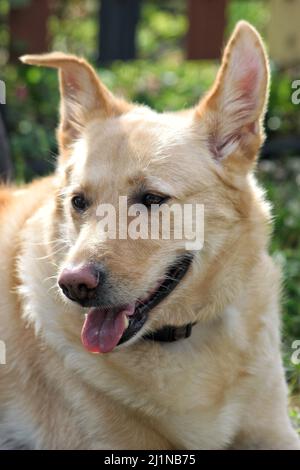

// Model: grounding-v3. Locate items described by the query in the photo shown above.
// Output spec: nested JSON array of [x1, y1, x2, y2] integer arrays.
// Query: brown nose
[[58, 264, 102, 304]]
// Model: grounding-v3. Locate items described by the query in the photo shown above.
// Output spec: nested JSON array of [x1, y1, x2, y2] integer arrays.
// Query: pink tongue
[[81, 304, 135, 353]]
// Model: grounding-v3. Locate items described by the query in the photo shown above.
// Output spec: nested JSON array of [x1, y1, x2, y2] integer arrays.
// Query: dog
[[0, 21, 299, 450]]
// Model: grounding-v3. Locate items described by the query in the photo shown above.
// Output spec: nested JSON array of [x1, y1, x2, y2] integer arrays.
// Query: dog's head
[[21, 21, 271, 354]]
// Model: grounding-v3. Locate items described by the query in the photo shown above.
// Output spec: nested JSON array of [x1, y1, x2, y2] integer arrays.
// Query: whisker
[[28, 238, 68, 246], [35, 245, 66, 261], [43, 274, 58, 284]]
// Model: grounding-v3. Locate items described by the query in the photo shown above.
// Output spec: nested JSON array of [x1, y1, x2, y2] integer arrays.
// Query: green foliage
[[101, 59, 217, 112], [4, 64, 58, 180], [258, 159, 300, 394], [290, 406, 300, 434], [49, 0, 98, 57], [226, 0, 270, 37], [138, 1, 187, 60]]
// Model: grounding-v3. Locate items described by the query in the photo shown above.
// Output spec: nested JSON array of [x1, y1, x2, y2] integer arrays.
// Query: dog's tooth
[[124, 316, 129, 330]]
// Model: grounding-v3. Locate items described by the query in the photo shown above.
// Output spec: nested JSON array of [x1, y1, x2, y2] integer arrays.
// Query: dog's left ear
[[196, 21, 269, 173], [20, 52, 129, 159]]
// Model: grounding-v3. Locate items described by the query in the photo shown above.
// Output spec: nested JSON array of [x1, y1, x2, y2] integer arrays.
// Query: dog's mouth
[[81, 253, 193, 354]]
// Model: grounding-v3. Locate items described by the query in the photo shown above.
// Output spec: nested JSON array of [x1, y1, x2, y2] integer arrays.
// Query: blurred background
[[0, 0, 299, 423]]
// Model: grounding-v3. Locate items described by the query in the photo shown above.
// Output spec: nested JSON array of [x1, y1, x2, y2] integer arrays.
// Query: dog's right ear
[[20, 52, 128, 159]]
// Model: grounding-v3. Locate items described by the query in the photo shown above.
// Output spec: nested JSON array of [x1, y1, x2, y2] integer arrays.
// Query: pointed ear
[[20, 52, 129, 159], [196, 21, 270, 173]]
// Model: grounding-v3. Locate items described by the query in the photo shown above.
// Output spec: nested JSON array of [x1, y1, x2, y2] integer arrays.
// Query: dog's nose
[[58, 264, 104, 304]]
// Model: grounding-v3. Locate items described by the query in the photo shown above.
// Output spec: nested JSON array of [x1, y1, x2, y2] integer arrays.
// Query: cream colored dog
[[0, 21, 299, 450]]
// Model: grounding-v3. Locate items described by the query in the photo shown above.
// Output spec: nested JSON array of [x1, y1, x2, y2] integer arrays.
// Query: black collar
[[143, 322, 196, 343]]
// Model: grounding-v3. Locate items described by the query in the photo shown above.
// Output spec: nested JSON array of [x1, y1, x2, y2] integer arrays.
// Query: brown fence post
[[9, 0, 50, 62], [187, 0, 228, 60]]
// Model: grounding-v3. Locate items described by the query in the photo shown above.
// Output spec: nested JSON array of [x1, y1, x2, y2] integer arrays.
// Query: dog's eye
[[71, 194, 89, 212], [142, 193, 169, 208]]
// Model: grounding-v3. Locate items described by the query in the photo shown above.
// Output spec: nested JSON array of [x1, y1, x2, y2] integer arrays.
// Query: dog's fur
[[0, 22, 299, 450]]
